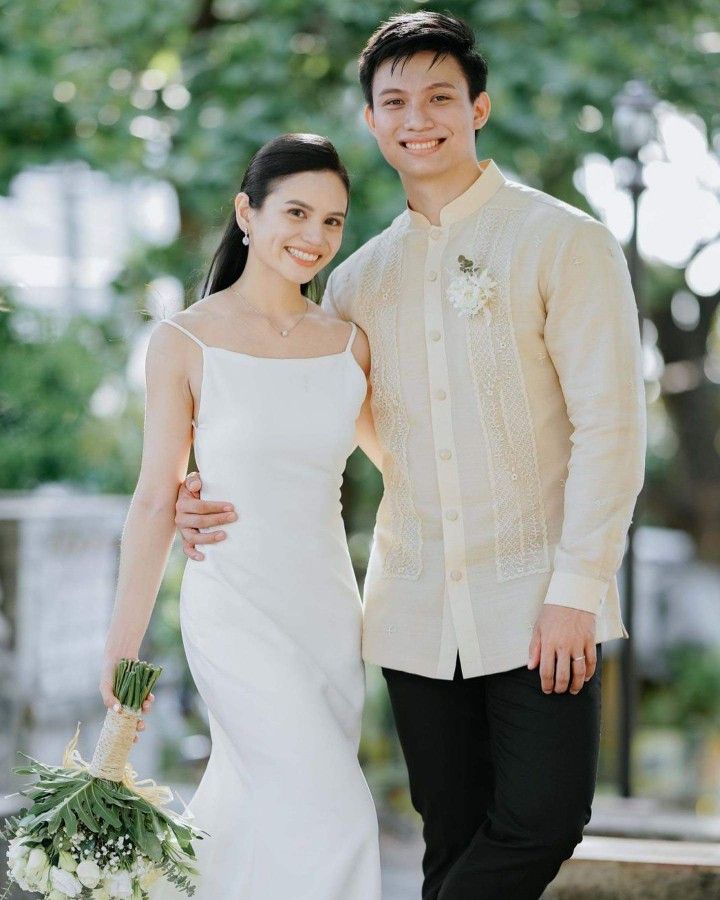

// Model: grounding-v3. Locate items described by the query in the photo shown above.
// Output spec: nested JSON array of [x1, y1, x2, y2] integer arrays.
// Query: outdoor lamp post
[[612, 79, 657, 798]]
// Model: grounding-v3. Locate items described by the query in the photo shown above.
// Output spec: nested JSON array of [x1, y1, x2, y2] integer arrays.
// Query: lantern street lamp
[[612, 79, 657, 799], [613, 80, 658, 156]]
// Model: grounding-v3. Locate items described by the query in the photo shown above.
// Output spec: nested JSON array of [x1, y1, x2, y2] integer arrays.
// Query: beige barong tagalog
[[322, 159, 647, 679]]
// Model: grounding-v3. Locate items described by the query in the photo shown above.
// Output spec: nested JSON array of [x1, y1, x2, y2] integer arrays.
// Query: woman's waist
[[182, 533, 359, 594], [197, 482, 343, 520], [193, 511, 352, 556]]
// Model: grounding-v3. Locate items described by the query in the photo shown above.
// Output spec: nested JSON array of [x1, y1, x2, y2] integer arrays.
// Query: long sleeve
[[320, 268, 350, 320], [542, 218, 647, 615]]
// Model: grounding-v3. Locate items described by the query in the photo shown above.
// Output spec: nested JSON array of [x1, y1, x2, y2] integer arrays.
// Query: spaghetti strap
[[344, 322, 358, 354], [160, 318, 206, 349]]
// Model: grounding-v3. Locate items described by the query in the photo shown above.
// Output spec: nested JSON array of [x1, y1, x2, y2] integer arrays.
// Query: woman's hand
[[99, 656, 155, 743]]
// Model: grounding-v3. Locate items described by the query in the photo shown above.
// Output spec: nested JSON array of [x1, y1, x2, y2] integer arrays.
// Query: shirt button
[[434, 389, 447, 400], [427, 270, 438, 281], [439, 449, 452, 460], [445, 509, 459, 521], [429, 330, 441, 342], [430, 228, 441, 240], [450, 570, 463, 582]]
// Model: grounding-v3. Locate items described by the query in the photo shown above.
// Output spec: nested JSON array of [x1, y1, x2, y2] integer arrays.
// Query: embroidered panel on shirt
[[464, 207, 550, 582], [358, 225, 422, 580]]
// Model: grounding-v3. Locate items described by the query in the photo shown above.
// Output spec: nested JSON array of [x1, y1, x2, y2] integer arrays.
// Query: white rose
[[26, 846, 49, 878], [49, 890, 69, 900], [26, 847, 51, 891], [77, 857, 102, 888], [50, 864, 83, 897], [10, 856, 32, 892], [91, 888, 111, 900], [105, 869, 133, 898], [7, 835, 30, 866], [29, 868, 52, 893], [59, 849, 78, 872], [9, 855, 27, 877]]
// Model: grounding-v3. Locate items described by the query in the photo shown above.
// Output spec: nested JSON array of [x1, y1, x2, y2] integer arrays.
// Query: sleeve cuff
[[543, 570, 610, 615]]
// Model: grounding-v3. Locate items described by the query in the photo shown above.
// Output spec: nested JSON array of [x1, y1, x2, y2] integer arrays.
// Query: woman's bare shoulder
[[309, 303, 367, 356], [155, 293, 236, 347], [168, 294, 228, 328]]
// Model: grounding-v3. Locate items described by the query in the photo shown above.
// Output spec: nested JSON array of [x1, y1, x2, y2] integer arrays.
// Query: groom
[[174, 12, 646, 899]]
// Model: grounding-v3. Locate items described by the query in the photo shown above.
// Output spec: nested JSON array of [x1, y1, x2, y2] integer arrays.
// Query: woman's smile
[[285, 245, 322, 266]]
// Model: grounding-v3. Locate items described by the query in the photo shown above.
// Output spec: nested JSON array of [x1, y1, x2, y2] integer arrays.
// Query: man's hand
[[527, 604, 597, 695], [175, 472, 236, 561]]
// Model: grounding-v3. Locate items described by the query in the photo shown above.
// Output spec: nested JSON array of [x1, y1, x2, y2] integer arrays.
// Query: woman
[[100, 133, 382, 899]]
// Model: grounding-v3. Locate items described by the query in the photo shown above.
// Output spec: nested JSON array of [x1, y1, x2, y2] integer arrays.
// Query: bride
[[99, 133, 382, 899]]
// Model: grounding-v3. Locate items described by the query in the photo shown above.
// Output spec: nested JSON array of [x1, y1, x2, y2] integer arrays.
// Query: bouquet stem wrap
[[62, 715, 174, 810], [89, 706, 142, 782]]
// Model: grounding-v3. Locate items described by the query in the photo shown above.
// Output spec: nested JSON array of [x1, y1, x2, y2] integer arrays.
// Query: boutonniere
[[446, 255, 498, 324]]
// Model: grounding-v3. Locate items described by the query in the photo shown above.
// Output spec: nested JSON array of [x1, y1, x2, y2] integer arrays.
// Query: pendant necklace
[[237, 292, 309, 337]]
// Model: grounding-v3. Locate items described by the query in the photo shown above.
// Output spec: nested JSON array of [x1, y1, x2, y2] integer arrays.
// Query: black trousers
[[382, 646, 602, 900]]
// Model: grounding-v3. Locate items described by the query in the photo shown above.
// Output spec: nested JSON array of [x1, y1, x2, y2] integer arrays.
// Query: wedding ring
[[572, 655, 586, 662]]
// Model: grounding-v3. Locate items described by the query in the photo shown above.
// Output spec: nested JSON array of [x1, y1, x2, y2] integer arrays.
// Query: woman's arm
[[100, 323, 196, 710], [352, 326, 383, 472]]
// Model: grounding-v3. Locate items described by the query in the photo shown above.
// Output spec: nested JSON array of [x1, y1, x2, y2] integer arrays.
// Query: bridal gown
[[151, 319, 381, 900]]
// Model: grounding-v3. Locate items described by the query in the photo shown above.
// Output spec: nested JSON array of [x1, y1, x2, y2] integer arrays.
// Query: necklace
[[236, 292, 309, 338]]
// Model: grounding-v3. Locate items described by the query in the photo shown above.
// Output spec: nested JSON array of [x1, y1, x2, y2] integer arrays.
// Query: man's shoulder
[[330, 218, 402, 287], [499, 178, 603, 238]]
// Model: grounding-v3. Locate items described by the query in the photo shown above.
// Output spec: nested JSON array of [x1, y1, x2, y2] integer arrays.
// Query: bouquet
[[2, 659, 206, 899]]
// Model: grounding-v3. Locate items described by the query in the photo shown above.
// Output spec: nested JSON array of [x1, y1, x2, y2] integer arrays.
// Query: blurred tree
[[2, 0, 719, 807], [0, 305, 143, 491], [1, 0, 717, 545]]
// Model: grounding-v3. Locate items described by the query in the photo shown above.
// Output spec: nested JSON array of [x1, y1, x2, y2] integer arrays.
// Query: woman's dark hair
[[200, 133, 350, 301], [358, 12, 488, 107]]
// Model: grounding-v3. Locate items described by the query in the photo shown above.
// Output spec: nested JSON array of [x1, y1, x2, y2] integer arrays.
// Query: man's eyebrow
[[378, 81, 458, 97], [284, 199, 346, 217]]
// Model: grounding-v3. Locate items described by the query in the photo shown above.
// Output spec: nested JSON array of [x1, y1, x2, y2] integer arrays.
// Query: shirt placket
[[424, 224, 484, 676]]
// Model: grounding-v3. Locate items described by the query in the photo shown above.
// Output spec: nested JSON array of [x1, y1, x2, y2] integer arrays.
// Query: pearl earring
[[242, 231, 250, 246]]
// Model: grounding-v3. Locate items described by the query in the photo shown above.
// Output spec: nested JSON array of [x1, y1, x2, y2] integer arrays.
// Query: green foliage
[[2, 754, 204, 897], [3, 0, 716, 239], [0, 304, 144, 492], [2, 0, 717, 499], [641, 644, 720, 730]]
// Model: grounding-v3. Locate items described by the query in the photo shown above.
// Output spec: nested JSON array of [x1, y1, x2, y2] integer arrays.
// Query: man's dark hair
[[358, 12, 488, 107]]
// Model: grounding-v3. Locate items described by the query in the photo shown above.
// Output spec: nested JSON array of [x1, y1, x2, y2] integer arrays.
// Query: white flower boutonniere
[[446, 254, 498, 323]]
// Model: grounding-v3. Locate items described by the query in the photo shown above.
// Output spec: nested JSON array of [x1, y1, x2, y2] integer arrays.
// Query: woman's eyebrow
[[285, 200, 346, 218]]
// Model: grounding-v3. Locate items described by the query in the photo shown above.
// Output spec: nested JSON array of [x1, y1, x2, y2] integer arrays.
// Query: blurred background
[[1, 0, 719, 896]]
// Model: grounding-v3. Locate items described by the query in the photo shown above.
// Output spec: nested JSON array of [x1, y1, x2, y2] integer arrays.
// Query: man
[[175, 12, 646, 899]]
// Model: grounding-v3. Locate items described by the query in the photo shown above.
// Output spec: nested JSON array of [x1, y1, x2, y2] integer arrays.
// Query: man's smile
[[400, 138, 447, 154]]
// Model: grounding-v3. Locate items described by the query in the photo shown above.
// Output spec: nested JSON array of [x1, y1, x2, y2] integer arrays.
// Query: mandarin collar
[[403, 159, 506, 230]]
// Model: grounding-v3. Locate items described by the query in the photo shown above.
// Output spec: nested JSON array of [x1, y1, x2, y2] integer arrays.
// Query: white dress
[[151, 319, 381, 900]]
